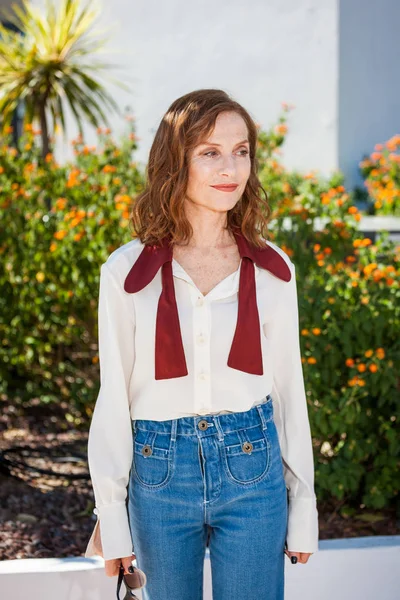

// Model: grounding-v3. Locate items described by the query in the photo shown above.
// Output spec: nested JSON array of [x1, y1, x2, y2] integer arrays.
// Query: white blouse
[[86, 237, 319, 560]]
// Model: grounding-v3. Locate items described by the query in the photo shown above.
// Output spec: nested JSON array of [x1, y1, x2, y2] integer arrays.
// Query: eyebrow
[[198, 139, 249, 147]]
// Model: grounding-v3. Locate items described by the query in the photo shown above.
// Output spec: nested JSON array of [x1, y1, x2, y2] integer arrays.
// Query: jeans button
[[198, 420, 209, 430], [142, 445, 153, 456], [242, 441, 253, 453]]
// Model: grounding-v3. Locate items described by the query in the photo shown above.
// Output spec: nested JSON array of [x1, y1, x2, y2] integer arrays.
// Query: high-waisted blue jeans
[[127, 394, 288, 599]]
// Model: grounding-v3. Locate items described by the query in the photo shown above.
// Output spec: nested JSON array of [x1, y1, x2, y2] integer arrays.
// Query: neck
[[176, 207, 236, 250]]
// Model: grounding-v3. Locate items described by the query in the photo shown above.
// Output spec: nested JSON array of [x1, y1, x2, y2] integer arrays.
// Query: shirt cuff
[[286, 495, 319, 553], [95, 502, 133, 561]]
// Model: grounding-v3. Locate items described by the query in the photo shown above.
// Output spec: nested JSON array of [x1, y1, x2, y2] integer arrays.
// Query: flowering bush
[[1, 109, 399, 511], [359, 134, 400, 215], [0, 118, 141, 421], [258, 107, 400, 509]]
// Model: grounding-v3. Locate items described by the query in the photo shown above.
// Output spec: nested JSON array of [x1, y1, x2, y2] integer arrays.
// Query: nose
[[217, 154, 237, 176]]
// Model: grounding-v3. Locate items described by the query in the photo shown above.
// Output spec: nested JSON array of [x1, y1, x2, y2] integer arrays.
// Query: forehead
[[197, 112, 249, 145]]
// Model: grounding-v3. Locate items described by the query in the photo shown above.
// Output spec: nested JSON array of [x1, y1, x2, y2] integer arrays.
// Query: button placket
[[192, 292, 212, 415]]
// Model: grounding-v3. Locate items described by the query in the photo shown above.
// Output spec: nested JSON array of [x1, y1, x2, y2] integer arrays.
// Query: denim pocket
[[221, 423, 271, 485], [132, 428, 175, 488]]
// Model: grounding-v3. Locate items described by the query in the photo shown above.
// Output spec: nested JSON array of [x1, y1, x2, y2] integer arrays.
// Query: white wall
[[52, 0, 340, 180], [22, 0, 400, 191]]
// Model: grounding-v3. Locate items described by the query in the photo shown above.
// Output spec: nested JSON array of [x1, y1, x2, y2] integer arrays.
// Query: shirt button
[[196, 333, 206, 345], [93, 508, 99, 516], [196, 297, 204, 307], [198, 371, 208, 380]]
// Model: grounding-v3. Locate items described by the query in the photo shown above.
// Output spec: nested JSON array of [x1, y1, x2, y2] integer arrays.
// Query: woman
[[85, 88, 319, 599]]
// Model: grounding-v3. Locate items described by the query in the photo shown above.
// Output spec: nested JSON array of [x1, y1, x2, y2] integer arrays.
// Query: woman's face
[[185, 111, 251, 214]]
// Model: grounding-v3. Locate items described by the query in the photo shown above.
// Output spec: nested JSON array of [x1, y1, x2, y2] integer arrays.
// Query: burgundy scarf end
[[227, 351, 264, 376]]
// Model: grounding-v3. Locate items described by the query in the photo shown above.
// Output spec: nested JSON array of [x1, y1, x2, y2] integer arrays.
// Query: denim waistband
[[132, 394, 273, 439]]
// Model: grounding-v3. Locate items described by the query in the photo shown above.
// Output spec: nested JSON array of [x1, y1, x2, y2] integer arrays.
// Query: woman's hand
[[284, 549, 313, 564], [104, 552, 137, 577]]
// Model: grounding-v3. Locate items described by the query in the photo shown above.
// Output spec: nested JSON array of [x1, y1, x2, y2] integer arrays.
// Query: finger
[[285, 551, 301, 564], [299, 552, 311, 563], [121, 555, 136, 573], [104, 558, 121, 578]]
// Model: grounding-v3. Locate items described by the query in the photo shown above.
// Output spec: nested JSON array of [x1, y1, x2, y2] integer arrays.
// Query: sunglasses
[[116, 564, 147, 600]]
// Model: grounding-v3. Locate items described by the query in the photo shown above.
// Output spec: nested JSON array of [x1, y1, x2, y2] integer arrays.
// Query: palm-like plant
[[0, 0, 128, 158]]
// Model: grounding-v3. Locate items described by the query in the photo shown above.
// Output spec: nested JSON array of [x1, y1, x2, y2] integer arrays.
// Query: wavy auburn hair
[[130, 88, 272, 248]]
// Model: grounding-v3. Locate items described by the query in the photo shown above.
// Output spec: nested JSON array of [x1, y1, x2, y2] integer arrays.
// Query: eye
[[203, 148, 249, 157]]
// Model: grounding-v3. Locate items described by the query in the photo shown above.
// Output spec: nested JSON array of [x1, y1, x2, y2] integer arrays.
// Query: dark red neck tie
[[124, 227, 292, 380]]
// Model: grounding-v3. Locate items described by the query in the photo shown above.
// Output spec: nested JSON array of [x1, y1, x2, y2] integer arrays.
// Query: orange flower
[[307, 357, 317, 364], [363, 263, 378, 275], [69, 217, 80, 228], [357, 364, 366, 372], [364, 349, 374, 358], [54, 230, 67, 240], [274, 123, 288, 135], [373, 270, 384, 282], [103, 164, 117, 173], [369, 364, 378, 373], [55, 197, 67, 210], [348, 206, 358, 214], [301, 329, 309, 335], [312, 328, 321, 335], [385, 265, 396, 273], [333, 219, 345, 228], [375, 348, 385, 359], [50, 242, 57, 252], [345, 358, 355, 367]]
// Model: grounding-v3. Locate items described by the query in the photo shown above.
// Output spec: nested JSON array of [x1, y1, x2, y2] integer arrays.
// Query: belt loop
[[256, 404, 267, 430], [213, 416, 224, 441], [170, 418, 177, 442]]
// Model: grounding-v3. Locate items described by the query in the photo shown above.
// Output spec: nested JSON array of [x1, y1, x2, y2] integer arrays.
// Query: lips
[[211, 184, 239, 191]]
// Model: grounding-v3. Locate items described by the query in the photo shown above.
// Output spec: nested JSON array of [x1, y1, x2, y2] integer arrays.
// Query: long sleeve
[[86, 262, 136, 560], [264, 260, 319, 553]]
